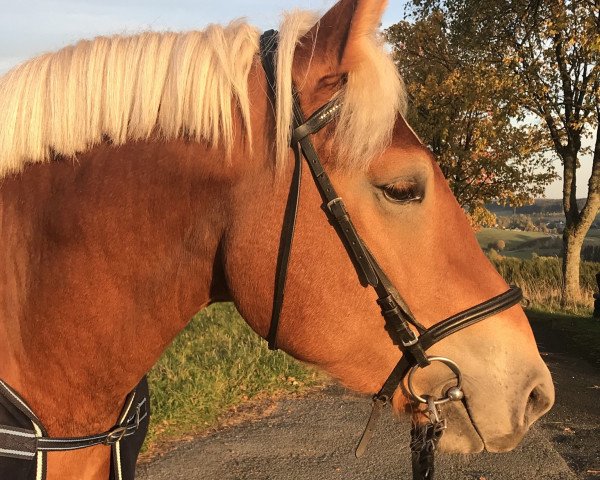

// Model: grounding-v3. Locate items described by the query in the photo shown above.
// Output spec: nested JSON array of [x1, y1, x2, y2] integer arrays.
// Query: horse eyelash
[[382, 183, 423, 204]]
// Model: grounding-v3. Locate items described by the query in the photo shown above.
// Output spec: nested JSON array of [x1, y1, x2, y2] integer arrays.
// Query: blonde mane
[[0, 11, 405, 178]]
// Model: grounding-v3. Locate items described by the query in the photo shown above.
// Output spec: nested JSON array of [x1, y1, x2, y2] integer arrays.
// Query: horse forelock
[[333, 34, 408, 171], [0, 9, 406, 178], [274, 10, 408, 172]]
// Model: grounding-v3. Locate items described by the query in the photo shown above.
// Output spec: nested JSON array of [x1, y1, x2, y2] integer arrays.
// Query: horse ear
[[293, 0, 388, 92]]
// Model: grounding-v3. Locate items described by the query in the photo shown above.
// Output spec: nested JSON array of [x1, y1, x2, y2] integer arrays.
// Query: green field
[[476, 228, 600, 259], [477, 229, 548, 251], [586, 229, 600, 240]]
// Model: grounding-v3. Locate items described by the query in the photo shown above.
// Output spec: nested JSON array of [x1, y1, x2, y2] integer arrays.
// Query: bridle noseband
[[259, 30, 522, 479]]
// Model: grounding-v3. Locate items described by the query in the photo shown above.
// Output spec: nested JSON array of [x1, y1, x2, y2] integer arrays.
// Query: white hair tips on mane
[[0, 11, 406, 178]]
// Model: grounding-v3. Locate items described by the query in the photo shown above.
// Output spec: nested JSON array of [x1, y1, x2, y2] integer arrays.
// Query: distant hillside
[[476, 227, 600, 260], [486, 199, 587, 215]]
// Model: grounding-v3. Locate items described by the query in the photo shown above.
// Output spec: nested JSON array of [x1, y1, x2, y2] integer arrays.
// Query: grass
[[489, 255, 599, 315], [144, 303, 323, 454]]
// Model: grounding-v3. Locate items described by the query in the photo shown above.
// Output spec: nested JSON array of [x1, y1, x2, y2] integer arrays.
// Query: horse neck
[[0, 140, 232, 434]]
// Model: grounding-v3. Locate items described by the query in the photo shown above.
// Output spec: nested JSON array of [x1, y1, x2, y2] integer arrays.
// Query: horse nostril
[[525, 383, 554, 426], [529, 386, 541, 402]]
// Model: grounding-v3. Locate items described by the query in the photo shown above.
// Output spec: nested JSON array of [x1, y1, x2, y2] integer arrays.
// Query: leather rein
[[259, 30, 523, 479]]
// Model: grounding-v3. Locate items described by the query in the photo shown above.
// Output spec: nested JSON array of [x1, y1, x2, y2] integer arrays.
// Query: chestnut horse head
[[0, 0, 553, 478]]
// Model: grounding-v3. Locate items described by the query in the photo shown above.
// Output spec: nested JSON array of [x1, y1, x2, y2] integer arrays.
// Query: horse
[[0, 0, 554, 479]]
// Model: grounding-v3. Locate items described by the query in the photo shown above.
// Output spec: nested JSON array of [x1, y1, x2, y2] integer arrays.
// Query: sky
[[0, 0, 408, 71], [0, 0, 591, 200]]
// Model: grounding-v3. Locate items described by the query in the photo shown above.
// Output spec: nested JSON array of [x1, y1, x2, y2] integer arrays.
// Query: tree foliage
[[385, 10, 557, 215], [392, 0, 600, 303]]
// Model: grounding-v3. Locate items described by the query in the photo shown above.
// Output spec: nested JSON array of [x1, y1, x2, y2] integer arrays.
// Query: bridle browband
[[259, 30, 523, 479]]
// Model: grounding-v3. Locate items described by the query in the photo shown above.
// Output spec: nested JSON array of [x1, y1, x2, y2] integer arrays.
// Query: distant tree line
[[496, 215, 552, 233], [486, 199, 591, 216]]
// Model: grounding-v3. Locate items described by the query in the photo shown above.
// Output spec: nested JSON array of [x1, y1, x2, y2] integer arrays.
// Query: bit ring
[[407, 356, 463, 405]]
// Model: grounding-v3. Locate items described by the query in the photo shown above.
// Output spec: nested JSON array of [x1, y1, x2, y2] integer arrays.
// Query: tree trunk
[[561, 148, 581, 306], [560, 140, 600, 306], [561, 227, 584, 305]]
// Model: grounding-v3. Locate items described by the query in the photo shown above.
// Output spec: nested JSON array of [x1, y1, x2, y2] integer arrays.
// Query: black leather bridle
[[259, 30, 523, 479]]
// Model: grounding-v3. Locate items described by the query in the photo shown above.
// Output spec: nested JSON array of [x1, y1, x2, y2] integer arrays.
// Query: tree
[[385, 12, 556, 222], [401, 0, 600, 305]]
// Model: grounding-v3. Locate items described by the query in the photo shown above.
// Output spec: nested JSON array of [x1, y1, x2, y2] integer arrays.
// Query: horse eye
[[382, 183, 423, 204]]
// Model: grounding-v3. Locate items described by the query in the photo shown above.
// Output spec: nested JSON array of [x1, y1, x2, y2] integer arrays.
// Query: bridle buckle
[[401, 329, 419, 347], [104, 426, 128, 445], [134, 402, 142, 429]]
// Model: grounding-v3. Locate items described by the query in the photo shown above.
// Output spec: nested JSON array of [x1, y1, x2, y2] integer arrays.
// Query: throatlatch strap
[[261, 30, 303, 351], [266, 145, 302, 350]]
